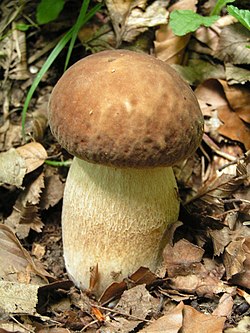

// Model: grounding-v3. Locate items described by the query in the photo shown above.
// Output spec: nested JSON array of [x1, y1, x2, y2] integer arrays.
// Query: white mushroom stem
[[62, 157, 180, 296]]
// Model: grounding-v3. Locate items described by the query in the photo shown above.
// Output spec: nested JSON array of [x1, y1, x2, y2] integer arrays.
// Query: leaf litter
[[0, 0, 250, 332]]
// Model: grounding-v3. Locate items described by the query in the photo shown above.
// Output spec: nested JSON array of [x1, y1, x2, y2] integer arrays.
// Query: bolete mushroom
[[48, 50, 203, 296]]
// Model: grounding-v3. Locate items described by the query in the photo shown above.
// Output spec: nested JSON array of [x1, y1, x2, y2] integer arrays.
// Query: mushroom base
[[62, 157, 180, 297]]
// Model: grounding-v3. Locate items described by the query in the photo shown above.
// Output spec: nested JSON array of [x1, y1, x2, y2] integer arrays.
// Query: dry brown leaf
[[225, 63, 250, 85], [154, 25, 190, 64], [0, 142, 47, 187], [195, 79, 250, 149], [0, 147, 26, 187], [100, 316, 141, 333], [165, 252, 234, 298], [218, 106, 250, 150], [99, 267, 157, 304], [0, 280, 39, 315], [230, 237, 250, 289], [31, 242, 46, 260], [168, 270, 234, 298], [39, 166, 64, 210], [182, 305, 226, 333], [116, 284, 159, 320], [195, 79, 228, 116], [105, 0, 168, 45], [193, 15, 236, 55], [154, 0, 197, 64], [212, 293, 234, 317], [0, 123, 23, 151], [208, 227, 232, 256], [218, 80, 250, 122], [16, 142, 47, 174], [163, 239, 204, 277], [0, 224, 50, 284], [140, 301, 184, 333], [224, 238, 246, 279], [5, 172, 45, 238], [214, 23, 250, 65]]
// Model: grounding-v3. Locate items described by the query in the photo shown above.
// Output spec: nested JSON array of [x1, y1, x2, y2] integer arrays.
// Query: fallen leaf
[[31, 242, 46, 260], [116, 284, 159, 320], [0, 148, 26, 187], [0, 142, 47, 187], [99, 267, 157, 304], [218, 80, 250, 121], [193, 15, 236, 55], [0, 224, 50, 284], [230, 237, 250, 289], [154, 0, 197, 64], [100, 316, 141, 333], [214, 23, 250, 64], [140, 301, 184, 333], [195, 79, 229, 117], [0, 123, 22, 152], [16, 142, 47, 174], [39, 166, 64, 210], [208, 227, 232, 256], [0, 280, 39, 315], [105, 0, 168, 45], [5, 172, 45, 238], [163, 238, 205, 277], [212, 293, 234, 317], [224, 238, 246, 279], [225, 63, 250, 85], [182, 305, 226, 333]]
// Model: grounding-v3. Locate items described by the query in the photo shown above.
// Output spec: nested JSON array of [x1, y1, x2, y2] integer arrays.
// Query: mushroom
[[48, 49, 203, 296]]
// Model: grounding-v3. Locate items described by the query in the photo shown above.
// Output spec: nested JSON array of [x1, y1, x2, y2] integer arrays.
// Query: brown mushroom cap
[[48, 50, 203, 167]]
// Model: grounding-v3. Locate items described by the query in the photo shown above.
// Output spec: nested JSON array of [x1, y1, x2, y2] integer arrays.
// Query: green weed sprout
[[21, 0, 102, 138]]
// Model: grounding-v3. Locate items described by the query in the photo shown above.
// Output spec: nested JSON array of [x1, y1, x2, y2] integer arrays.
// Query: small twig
[[203, 133, 236, 162], [218, 156, 245, 172], [10, 315, 35, 333], [222, 198, 250, 204], [92, 304, 153, 323], [80, 319, 99, 332]]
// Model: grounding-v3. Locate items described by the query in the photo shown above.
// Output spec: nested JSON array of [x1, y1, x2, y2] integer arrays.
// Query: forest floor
[[0, 1, 250, 332]]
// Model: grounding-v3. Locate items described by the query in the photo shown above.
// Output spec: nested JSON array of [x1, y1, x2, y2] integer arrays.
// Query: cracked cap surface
[[48, 50, 204, 167]]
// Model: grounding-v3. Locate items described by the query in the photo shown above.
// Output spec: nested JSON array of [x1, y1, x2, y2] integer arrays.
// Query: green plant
[[227, 5, 250, 30], [169, 10, 219, 36], [210, 0, 235, 16], [21, 0, 102, 138], [36, 0, 66, 25]]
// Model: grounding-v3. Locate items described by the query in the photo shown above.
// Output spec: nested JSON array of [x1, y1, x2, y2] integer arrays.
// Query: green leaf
[[227, 5, 250, 31], [210, 0, 235, 16], [15, 23, 31, 31], [36, 0, 65, 25], [169, 10, 219, 36]]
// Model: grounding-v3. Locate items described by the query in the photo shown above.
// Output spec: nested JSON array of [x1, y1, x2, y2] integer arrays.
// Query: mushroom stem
[[62, 157, 180, 296]]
